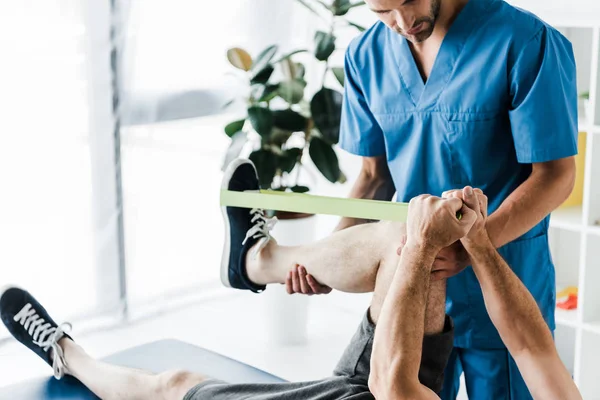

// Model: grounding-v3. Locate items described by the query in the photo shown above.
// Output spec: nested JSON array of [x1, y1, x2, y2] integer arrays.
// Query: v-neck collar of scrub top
[[388, 0, 497, 110]]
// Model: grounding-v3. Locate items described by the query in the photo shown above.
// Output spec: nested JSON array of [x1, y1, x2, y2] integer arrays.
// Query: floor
[[0, 288, 468, 398]]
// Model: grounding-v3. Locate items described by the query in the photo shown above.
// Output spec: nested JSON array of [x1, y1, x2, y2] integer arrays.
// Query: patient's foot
[[0, 287, 72, 379], [220, 158, 277, 293]]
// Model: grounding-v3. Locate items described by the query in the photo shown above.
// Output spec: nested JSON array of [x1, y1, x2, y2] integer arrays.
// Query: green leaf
[[294, 63, 306, 79], [347, 20, 366, 32], [309, 137, 341, 183], [335, 0, 365, 15], [273, 109, 308, 132], [332, 0, 349, 15], [270, 128, 293, 146], [251, 45, 278, 77], [281, 58, 296, 81], [250, 65, 274, 84], [310, 88, 343, 143], [249, 149, 278, 189], [250, 84, 266, 102], [221, 131, 248, 171], [259, 84, 280, 102], [224, 119, 246, 137], [331, 67, 345, 87], [227, 48, 253, 71], [251, 83, 280, 103], [278, 80, 306, 104], [314, 31, 336, 61], [280, 148, 303, 173], [248, 106, 273, 137], [291, 185, 310, 193]]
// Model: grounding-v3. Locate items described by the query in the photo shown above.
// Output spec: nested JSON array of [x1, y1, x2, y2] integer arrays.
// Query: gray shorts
[[184, 311, 454, 400]]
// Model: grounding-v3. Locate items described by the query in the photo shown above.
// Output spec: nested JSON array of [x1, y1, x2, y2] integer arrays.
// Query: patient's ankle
[[246, 239, 277, 285], [54, 337, 79, 376]]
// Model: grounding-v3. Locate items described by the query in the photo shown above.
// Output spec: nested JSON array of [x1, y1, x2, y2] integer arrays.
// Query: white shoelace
[[242, 208, 278, 259], [13, 303, 71, 379]]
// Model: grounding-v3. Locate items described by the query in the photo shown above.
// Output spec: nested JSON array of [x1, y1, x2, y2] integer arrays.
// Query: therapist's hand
[[284, 265, 332, 295], [433, 241, 470, 276], [288, 234, 410, 294], [396, 238, 469, 274], [442, 188, 486, 213], [458, 187, 491, 248], [431, 187, 490, 276]]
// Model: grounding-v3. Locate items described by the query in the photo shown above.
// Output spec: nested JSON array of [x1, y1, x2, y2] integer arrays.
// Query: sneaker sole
[[219, 158, 258, 288]]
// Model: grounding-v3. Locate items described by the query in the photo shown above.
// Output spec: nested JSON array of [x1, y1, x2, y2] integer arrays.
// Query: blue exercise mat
[[0, 339, 285, 400]]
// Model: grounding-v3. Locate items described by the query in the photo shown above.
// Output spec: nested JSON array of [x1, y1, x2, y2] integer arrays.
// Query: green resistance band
[[220, 189, 409, 221], [220, 190, 463, 222]]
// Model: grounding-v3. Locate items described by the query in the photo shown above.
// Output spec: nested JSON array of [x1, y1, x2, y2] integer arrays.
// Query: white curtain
[[0, 0, 117, 337]]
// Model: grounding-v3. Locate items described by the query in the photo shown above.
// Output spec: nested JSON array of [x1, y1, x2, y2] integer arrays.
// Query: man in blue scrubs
[[286, 0, 578, 398]]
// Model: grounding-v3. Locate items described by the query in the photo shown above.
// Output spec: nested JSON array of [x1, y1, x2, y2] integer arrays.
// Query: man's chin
[[411, 27, 435, 43], [398, 25, 435, 44]]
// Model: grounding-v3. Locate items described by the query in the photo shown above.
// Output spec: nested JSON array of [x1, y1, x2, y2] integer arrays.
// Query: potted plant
[[222, 44, 346, 196], [221, 0, 366, 345], [221, 0, 367, 192]]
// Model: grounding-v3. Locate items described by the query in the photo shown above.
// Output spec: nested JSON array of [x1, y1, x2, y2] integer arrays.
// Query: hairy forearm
[[467, 235, 582, 399], [487, 159, 575, 248], [424, 279, 447, 335], [370, 243, 437, 395], [466, 236, 554, 355], [335, 169, 395, 231]]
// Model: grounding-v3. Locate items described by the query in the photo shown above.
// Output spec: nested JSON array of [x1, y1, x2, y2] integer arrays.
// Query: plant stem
[[296, 130, 311, 187], [294, 163, 303, 187], [321, 17, 335, 88], [321, 60, 329, 87]]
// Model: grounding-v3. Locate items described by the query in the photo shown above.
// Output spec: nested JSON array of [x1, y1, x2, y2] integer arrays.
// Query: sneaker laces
[[13, 303, 71, 379], [40, 323, 72, 379], [242, 208, 277, 259]]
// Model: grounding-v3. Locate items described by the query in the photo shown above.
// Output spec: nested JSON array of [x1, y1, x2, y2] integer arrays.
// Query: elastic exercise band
[[220, 189, 409, 222]]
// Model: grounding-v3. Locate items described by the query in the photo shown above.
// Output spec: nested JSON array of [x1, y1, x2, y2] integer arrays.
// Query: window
[[0, 1, 109, 337], [119, 0, 300, 305]]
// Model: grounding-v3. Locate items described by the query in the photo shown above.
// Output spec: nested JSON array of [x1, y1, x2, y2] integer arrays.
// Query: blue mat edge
[[0, 338, 287, 399]]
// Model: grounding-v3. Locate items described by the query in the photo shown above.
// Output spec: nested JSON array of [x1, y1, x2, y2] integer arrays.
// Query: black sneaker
[[1, 287, 72, 379], [221, 158, 277, 293]]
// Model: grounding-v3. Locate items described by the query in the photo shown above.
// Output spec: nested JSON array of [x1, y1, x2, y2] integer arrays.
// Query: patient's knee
[[378, 221, 407, 244], [376, 221, 406, 260], [158, 369, 207, 400]]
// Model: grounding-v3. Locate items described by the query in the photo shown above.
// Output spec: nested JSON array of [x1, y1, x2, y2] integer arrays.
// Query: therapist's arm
[[335, 155, 396, 231], [444, 157, 575, 249], [460, 188, 581, 400], [486, 157, 575, 248]]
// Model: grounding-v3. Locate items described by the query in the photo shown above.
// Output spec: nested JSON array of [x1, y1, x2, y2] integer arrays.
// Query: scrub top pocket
[[445, 113, 515, 187]]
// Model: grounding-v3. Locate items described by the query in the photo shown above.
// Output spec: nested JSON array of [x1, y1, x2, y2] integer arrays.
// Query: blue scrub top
[[339, 0, 578, 348]]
